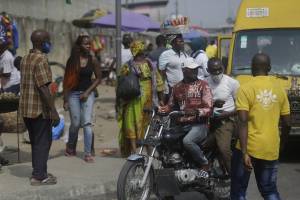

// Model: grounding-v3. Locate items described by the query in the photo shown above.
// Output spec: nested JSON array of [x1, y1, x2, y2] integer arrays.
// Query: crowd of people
[[0, 24, 291, 199], [116, 32, 291, 200]]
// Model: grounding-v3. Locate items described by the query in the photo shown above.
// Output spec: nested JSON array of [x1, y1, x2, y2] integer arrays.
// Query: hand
[[63, 101, 69, 111], [184, 109, 197, 116], [243, 153, 253, 171], [51, 109, 60, 127], [213, 110, 222, 118], [212, 110, 228, 119], [159, 100, 165, 106], [158, 105, 169, 114], [214, 99, 225, 108], [80, 92, 89, 102]]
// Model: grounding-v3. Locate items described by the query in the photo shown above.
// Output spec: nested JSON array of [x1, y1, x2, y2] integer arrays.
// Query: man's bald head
[[30, 29, 50, 47], [207, 57, 224, 75], [251, 53, 271, 76]]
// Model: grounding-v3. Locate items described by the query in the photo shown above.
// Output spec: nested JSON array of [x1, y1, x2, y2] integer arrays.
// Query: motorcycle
[[117, 108, 231, 200]]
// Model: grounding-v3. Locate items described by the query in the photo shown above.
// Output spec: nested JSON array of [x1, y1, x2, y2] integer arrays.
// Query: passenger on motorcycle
[[205, 57, 240, 173], [159, 58, 213, 176]]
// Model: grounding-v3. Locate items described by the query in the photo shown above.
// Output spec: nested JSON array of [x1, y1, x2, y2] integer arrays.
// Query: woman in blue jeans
[[63, 35, 101, 163]]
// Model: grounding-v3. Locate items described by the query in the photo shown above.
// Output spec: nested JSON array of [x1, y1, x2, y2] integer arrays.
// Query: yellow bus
[[224, 0, 300, 138]]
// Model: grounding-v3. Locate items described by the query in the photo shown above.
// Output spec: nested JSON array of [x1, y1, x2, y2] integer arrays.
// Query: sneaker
[[199, 164, 210, 179], [47, 173, 57, 180], [198, 169, 209, 179], [30, 175, 57, 186], [84, 155, 95, 163]]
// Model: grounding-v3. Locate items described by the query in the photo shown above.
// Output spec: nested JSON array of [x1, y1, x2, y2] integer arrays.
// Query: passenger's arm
[[197, 83, 213, 117]]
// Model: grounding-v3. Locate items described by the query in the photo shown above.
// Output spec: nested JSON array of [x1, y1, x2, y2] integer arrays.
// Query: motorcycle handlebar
[[144, 107, 185, 118], [157, 110, 185, 117], [169, 110, 185, 117]]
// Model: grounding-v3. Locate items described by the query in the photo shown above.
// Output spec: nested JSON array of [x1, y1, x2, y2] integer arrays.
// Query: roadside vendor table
[[0, 99, 21, 163]]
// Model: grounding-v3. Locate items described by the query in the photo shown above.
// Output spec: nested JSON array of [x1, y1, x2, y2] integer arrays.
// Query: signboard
[[246, 8, 269, 18]]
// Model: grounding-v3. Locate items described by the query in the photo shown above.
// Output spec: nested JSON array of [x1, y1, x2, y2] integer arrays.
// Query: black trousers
[[23, 115, 52, 180]]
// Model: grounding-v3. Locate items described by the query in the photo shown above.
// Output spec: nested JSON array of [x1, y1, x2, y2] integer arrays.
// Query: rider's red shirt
[[168, 79, 213, 123]]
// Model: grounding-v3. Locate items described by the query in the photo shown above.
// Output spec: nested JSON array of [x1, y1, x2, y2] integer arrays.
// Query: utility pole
[[116, 0, 122, 74], [175, 0, 178, 17]]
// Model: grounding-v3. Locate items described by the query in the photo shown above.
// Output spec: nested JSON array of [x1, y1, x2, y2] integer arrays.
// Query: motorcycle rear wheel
[[117, 160, 154, 200]]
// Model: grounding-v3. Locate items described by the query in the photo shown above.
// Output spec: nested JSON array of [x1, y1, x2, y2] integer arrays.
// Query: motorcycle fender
[[127, 154, 145, 162]]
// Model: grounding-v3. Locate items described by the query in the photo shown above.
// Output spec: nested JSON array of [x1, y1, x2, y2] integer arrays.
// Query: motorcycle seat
[[162, 125, 192, 142]]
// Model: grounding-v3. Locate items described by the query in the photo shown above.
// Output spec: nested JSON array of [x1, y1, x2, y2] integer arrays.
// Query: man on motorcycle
[[205, 57, 240, 173], [159, 57, 213, 176]]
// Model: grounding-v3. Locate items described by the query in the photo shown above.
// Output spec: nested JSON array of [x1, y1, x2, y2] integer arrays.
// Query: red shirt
[[168, 79, 213, 123]]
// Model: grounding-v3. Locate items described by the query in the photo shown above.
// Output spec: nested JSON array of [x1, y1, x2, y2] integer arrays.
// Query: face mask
[[211, 74, 223, 83], [42, 42, 52, 54]]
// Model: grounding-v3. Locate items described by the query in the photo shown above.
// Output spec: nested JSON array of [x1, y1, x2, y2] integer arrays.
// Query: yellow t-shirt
[[236, 76, 290, 160]]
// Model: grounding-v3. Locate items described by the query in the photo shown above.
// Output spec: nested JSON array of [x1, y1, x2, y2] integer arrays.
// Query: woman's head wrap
[[130, 40, 145, 57]]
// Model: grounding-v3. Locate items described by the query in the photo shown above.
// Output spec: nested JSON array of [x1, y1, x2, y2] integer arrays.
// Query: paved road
[[174, 141, 300, 200], [94, 141, 300, 200]]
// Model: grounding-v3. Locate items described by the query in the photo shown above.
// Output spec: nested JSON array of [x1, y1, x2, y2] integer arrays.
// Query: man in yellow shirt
[[231, 53, 291, 200]]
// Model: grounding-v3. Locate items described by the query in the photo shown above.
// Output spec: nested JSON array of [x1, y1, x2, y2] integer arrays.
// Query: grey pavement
[[0, 155, 123, 200]]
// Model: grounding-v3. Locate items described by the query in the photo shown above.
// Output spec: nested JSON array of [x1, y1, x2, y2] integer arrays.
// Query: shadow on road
[[8, 164, 32, 178], [2, 146, 32, 164]]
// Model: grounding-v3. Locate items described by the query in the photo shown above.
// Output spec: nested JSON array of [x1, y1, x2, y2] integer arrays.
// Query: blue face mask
[[42, 42, 52, 54]]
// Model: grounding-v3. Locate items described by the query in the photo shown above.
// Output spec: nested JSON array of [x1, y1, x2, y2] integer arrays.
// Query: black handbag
[[116, 60, 140, 101]]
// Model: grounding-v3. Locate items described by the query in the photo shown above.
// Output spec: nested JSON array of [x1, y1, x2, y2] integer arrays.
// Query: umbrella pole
[[115, 0, 122, 115], [116, 0, 122, 74]]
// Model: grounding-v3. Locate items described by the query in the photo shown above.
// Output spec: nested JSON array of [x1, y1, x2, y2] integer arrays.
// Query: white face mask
[[211, 74, 223, 83]]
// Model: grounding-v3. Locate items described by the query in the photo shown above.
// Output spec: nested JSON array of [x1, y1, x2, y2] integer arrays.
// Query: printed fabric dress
[[118, 60, 164, 157]]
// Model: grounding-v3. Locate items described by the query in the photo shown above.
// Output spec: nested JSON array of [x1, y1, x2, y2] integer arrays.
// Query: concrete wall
[[0, 0, 155, 77], [14, 16, 115, 66], [0, 0, 116, 73], [0, 0, 114, 22]]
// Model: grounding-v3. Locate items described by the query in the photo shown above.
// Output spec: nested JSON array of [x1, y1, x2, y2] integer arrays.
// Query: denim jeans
[[231, 149, 281, 200], [67, 91, 95, 155], [183, 124, 208, 166]]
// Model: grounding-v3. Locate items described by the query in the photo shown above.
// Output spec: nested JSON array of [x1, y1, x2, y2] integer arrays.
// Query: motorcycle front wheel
[[117, 160, 154, 200]]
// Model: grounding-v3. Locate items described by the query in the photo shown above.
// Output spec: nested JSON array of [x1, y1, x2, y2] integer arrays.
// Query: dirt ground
[[1, 85, 120, 165]]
